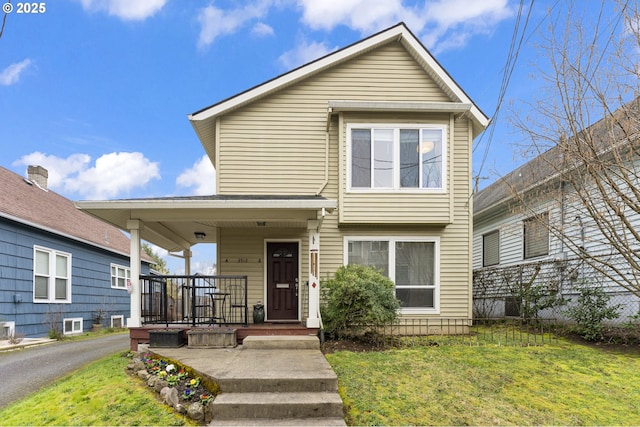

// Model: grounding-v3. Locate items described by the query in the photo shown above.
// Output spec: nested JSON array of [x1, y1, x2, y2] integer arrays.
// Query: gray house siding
[[1, 218, 149, 338]]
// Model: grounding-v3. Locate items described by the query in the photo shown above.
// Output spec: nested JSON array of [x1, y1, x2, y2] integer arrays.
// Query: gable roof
[[474, 97, 640, 218], [0, 166, 152, 261], [189, 22, 489, 158]]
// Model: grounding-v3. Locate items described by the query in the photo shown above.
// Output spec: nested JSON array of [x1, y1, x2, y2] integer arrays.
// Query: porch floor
[[129, 323, 317, 351]]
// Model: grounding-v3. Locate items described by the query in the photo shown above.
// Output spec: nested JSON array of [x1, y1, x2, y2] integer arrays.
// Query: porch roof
[[75, 195, 336, 253]]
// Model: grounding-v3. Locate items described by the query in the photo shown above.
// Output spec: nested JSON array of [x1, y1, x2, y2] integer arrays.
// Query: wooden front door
[[267, 242, 299, 321]]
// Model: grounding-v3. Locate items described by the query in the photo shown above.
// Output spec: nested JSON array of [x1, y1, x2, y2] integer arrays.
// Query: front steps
[[210, 336, 345, 426]]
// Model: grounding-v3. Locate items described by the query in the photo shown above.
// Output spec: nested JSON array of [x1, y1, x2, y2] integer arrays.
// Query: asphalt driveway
[[0, 333, 129, 409]]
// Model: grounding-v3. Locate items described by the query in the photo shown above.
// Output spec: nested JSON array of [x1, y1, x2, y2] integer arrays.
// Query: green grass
[[326, 339, 640, 426], [0, 352, 194, 426]]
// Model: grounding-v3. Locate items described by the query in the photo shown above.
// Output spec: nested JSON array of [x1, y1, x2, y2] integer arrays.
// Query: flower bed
[[126, 352, 218, 424]]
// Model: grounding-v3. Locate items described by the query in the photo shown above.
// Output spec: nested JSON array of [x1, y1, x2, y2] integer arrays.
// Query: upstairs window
[[483, 230, 500, 266], [524, 213, 549, 259], [349, 125, 446, 190], [34, 246, 71, 303]]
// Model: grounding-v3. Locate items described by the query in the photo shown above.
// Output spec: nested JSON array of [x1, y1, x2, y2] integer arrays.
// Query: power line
[[473, 0, 536, 184]]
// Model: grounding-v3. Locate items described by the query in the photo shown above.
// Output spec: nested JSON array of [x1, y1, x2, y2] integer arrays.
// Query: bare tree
[[509, 0, 640, 297], [0, 1, 9, 41]]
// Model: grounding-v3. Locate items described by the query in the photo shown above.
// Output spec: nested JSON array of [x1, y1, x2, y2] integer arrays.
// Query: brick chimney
[[27, 165, 48, 189]]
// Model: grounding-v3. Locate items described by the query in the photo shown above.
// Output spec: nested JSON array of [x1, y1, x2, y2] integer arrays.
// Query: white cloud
[[252, 22, 275, 37], [297, 0, 413, 33], [176, 155, 216, 195], [0, 59, 32, 86], [13, 151, 160, 199], [278, 39, 335, 69], [197, 2, 272, 48], [77, 0, 167, 21], [295, 0, 514, 53]]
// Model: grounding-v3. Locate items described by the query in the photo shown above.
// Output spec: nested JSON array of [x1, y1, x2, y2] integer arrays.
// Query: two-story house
[[472, 99, 640, 323], [77, 23, 489, 333], [0, 165, 152, 338]]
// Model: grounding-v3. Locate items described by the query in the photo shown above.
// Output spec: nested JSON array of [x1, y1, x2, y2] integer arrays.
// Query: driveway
[[0, 333, 129, 409]]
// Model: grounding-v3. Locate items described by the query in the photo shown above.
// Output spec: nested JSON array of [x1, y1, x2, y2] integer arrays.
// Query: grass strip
[[0, 352, 194, 426], [326, 339, 640, 426]]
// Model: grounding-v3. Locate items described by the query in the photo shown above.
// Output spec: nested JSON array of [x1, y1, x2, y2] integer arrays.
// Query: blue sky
[[0, 0, 624, 272]]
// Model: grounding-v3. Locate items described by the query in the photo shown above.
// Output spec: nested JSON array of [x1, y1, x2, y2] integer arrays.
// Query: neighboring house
[[472, 99, 640, 322], [0, 165, 151, 338], [78, 23, 489, 330]]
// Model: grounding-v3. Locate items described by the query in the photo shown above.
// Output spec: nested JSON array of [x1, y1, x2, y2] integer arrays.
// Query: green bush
[[565, 282, 620, 341], [321, 264, 400, 337]]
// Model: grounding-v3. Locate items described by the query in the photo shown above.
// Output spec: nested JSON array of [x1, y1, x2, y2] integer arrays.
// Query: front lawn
[[326, 339, 640, 426], [0, 352, 194, 426]]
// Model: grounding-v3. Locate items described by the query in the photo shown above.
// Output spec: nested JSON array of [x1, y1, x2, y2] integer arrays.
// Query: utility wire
[[474, 0, 535, 184]]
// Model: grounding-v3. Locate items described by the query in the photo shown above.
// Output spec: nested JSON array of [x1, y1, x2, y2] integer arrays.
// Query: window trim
[[482, 230, 500, 267], [1, 321, 16, 339], [344, 236, 440, 314], [110, 315, 124, 328], [111, 263, 131, 290], [347, 123, 447, 193], [33, 246, 72, 304], [523, 213, 550, 259], [63, 317, 83, 335]]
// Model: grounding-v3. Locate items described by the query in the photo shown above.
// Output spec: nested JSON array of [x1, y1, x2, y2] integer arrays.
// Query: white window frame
[[1, 321, 16, 339], [347, 123, 447, 192], [344, 236, 440, 314], [111, 263, 131, 290], [63, 317, 83, 335], [110, 315, 124, 328], [33, 246, 72, 303]]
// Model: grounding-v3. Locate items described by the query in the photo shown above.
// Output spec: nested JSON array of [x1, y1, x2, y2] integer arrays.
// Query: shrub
[[321, 264, 400, 338], [565, 282, 620, 341]]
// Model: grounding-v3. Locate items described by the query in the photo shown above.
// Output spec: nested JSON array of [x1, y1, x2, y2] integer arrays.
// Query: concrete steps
[[210, 336, 345, 426]]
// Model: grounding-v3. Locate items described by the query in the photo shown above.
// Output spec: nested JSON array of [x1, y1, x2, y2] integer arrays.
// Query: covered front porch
[[129, 272, 317, 350], [75, 195, 336, 350]]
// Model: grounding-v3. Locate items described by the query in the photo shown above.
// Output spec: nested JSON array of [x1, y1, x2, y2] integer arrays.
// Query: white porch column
[[307, 220, 320, 328], [183, 249, 192, 275], [126, 219, 143, 328]]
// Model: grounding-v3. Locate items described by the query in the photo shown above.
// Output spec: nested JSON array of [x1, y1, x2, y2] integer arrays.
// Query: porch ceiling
[[75, 195, 336, 253]]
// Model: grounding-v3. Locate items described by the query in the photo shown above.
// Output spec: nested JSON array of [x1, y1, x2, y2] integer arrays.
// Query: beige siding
[[217, 42, 450, 195], [316, 114, 474, 319], [215, 41, 474, 319], [217, 228, 310, 323], [338, 111, 454, 224]]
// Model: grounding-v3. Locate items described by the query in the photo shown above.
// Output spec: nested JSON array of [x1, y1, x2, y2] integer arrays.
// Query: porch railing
[[140, 275, 248, 327]]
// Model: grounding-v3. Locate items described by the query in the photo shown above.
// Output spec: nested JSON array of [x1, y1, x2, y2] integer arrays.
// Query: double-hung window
[[34, 246, 71, 303], [350, 124, 446, 190], [111, 264, 131, 289], [346, 237, 439, 312]]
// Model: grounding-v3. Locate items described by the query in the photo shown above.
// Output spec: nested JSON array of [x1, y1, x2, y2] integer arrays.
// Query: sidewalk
[[0, 337, 56, 352]]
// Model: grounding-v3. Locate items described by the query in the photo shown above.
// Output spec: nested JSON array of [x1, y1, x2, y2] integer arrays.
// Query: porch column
[[183, 249, 192, 275], [126, 219, 143, 328], [307, 220, 320, 328]]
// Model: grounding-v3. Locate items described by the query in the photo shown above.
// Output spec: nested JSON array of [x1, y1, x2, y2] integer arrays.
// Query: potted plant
[[92, 308, 107, 331]]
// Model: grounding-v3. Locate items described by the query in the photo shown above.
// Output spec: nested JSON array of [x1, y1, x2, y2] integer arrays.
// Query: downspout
[[315, 107, 332, 196]]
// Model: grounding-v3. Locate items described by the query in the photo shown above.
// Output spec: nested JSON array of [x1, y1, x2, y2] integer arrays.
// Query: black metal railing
[[140, 275, 248, 327], [331, 317, 559, 347]]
